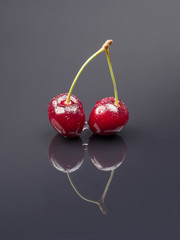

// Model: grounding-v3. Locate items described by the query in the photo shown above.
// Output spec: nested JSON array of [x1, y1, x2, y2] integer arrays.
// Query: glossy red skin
[[88, 97, 129, 135], [48, 93, 85, 138]]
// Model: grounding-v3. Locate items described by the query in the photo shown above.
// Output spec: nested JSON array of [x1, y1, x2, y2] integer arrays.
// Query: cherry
[[88, 97, 129, 135], [48, 40, 113, 137], [88, 41, 129, 135], [48, 93, 85, 138], [48, 134, 84, 173]]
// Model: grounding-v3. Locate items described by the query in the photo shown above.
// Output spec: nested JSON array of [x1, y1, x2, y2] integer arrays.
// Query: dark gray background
[[0, 0, 180, 239]]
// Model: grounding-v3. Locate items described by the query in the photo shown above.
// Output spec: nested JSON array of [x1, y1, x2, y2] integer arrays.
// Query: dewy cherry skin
[[88, 97, 129, 135], [48, 40, 113, 137], [48, 93, 85, 138], [88, 41, 129, 135]]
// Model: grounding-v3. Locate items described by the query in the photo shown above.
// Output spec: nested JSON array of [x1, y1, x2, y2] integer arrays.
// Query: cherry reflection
[[48, 133, 127, 214], [48, 134, 84, 173], [88, 134, 127, 171], [88, 134, 127, 213]]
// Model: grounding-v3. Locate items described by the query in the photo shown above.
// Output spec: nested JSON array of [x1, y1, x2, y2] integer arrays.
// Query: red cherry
[[88, 97, 129, 135], [48, 93, 85, 138], [88, 40, 130, 136]]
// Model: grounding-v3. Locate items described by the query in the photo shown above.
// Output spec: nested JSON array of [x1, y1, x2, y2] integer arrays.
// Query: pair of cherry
[[48, 40, 129, 138]]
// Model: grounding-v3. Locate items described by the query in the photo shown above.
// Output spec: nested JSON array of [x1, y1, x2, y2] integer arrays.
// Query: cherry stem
[[105, 48, 120, 107], [66, 40, 113, 104]]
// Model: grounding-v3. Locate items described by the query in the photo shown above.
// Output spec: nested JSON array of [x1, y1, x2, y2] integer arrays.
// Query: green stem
[[66, 47, 105, 104], [105, 48, 120, 107]]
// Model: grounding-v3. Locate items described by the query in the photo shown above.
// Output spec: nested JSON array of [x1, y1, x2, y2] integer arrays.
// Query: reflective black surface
[[0, 0, 180, 239]]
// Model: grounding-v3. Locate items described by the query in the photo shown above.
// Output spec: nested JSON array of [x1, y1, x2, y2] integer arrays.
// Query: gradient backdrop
[[0, 0, 180, 239]]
